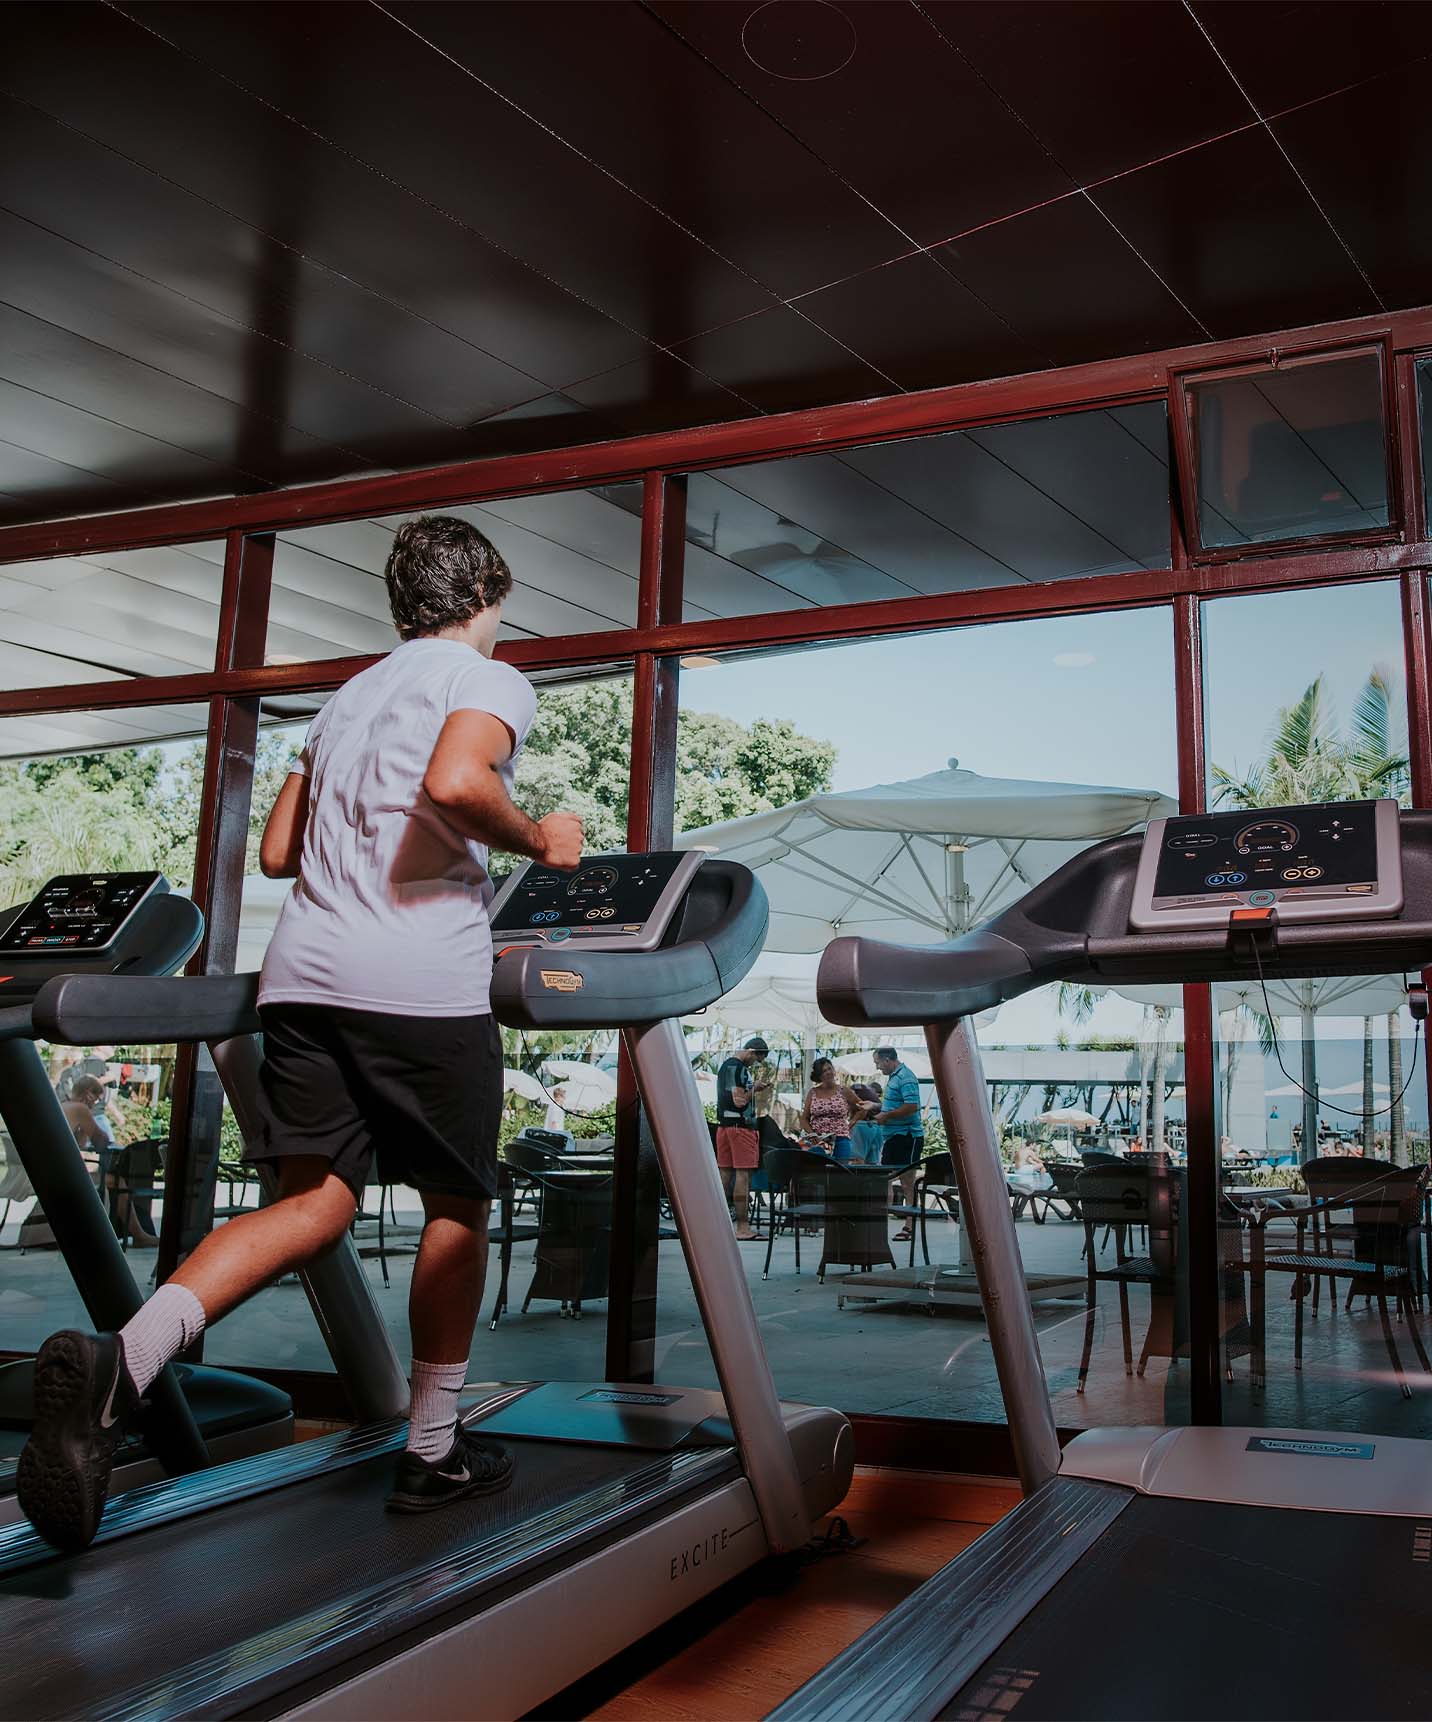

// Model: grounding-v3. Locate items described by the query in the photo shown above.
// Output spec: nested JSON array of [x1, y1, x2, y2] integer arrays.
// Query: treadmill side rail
[[1062, 1424, 1432, 1517], [625, 1014, 813, 1553], [767, 1477, 1131, 1722], [925, 1016, 1061, 1493]]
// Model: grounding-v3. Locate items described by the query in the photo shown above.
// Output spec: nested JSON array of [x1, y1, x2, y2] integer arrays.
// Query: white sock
[[118, 1283, 208, 1395], [407, 1360, 467, 1462]]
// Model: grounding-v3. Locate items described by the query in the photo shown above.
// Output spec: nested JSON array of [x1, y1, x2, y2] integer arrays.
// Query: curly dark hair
[[384, 514, 513, 640]]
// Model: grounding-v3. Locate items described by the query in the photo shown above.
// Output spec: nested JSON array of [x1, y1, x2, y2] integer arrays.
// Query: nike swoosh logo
[[448, 1464, 471, 1484], [98, 1366, 122, 1430]]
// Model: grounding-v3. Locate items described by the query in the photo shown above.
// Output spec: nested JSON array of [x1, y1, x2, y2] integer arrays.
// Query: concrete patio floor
[[3, 1196, 1430, 1444]]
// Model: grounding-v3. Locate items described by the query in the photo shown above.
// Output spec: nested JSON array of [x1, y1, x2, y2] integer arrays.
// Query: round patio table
[[815, 1163, 902, 1283]]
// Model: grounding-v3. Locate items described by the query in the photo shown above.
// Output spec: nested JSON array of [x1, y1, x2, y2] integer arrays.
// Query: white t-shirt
[[258, 638, 537, 1017]]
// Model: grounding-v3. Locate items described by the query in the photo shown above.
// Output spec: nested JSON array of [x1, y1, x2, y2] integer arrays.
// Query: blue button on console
[[547, 927, 571, 942], [1248, 889, 1277, 908]]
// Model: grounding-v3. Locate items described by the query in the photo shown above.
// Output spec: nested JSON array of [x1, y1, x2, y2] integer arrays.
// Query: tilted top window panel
[[265, 485, 643, 666], [1186, 349, 1390, 552], [0, 541, 225, 691], [673, 402, 1170, 621]]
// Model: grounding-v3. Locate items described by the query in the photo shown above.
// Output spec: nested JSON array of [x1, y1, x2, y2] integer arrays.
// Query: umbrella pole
[[1299, 991, 1319, 1165]]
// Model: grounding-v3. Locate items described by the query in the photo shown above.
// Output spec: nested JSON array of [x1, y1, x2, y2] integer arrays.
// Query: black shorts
[[880, 1133, 923, 1170], [249, 1004, 502, 1200]]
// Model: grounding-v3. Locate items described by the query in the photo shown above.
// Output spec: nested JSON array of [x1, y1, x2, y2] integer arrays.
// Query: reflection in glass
[[0, 712, 207, 1354], [1189, 350, 1388, 549], [265, 484, 644, 665], [0, 541, 226, 691], [674, 402, 1170, 621], [664, 611, 1179, 1426]]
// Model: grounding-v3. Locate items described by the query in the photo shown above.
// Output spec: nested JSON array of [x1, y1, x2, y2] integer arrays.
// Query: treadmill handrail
[[34, 970, 261, 1044], [491, 859, 767, 1028]]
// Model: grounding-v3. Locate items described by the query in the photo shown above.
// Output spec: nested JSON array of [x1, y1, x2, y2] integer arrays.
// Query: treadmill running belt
[[941, 1495, 1432, 1722], [2, 1436, 736, 1721]]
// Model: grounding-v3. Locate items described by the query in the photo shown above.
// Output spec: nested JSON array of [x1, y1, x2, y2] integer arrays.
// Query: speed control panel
[[1129, 799, 1403, 930], [489, 850, 705, 953]]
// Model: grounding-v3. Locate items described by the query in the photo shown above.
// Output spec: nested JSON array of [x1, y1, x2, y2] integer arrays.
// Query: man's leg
[[166, 1156, 357, 1331], [17, 1156, 355, 1551], [388, 1188, 513, 1510], [409, 1190, 490, 1364], [732, 1168, 756, 1239]]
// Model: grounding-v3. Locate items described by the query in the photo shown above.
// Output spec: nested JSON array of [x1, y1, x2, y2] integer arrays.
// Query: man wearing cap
[[715, 1037, 768, 1240]]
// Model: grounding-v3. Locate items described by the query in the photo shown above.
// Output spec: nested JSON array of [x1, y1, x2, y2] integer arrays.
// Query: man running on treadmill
[[18, 515, 585, 1551]]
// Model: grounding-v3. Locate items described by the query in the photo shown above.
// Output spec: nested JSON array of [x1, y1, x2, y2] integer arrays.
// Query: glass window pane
[[0, 542, 226, 689], [1188, 350, 1389, 550], [665, 610, 1178, 1429], [216, 675, 632, 1380], [1203, 578, 1417, 1431], [0, 707, 207, 1355], [265, 485, 644, 665], [672, 402, 1170, 622], [1202, 581, 1407, 811], [1214, 987, 1425, 1437]]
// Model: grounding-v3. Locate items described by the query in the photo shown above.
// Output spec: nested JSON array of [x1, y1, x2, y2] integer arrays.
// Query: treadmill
[[0, 852, 851, 1722], [774, 798, 1432, 1722], [0, 872, 294, 1518]]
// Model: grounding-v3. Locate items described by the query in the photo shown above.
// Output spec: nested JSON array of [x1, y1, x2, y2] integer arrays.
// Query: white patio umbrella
[[502, 1068, 546, 1104], [1117, 974, 1413, 1161], [541, 1061, 617, 1109], [678, 760, 1173, 952], [1035, 1106, 1101, 1128]]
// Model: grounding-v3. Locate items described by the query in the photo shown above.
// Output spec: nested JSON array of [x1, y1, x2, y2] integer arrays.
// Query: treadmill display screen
[[490, 852, 689, 935], [1153, 803, 1381, 899], [0, 872, 163, 954]]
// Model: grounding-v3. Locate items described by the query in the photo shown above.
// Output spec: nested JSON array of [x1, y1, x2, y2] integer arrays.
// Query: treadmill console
[[490, 850, 704, 952], [1130, 799, 1402, 930], [0, 871, 166, 955]]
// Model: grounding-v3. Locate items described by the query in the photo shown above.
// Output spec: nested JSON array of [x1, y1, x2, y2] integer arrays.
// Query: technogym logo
[[1246, 1436, 1375, 1460]]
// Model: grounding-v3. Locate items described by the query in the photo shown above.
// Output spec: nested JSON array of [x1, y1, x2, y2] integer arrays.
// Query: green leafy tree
[[505, 681, 837, 854]]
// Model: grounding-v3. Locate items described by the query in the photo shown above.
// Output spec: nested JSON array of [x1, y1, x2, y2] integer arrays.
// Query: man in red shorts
[[715, 1036, 768, 1240]]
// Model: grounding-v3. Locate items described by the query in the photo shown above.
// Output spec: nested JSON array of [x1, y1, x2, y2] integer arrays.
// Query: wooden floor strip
[[529, 1468, 1015, 1721]]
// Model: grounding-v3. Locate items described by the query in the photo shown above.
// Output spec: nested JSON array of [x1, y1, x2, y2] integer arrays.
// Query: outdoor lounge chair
[[1073, 1162, 1172, 1392]]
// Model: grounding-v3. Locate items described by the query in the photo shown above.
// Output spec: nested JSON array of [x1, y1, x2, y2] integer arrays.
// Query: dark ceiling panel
[[0, 436, 129, 521], [649, 0, 1073, 248], [3, 4, 645, 390], [796, 252, 1043, 392], [1090, 126, 1380, 337], [0, 208, 487, 467], [934, 193, 1205, 364], [0, 378, 242, 506], [0, 304, 346, 491], [0, 101, 552, 438], [674, 306, 894, 414], [564, 351, 757, 437], [926, 0, 1252, 186], [128, 0, 770, 346], [1270, 66, 1432, 313], [394, 0, 908, 297], [1193, 1, 1432, 115]]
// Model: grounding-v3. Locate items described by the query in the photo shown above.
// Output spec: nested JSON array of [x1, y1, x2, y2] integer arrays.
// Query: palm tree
[[1212, 666, 1409, 1164]]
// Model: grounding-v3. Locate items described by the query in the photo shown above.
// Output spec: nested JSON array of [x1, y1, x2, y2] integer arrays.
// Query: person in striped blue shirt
[[872, 1048, 925, 1241]]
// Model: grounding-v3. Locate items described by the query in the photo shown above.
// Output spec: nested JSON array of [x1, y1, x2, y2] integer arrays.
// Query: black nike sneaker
[[17, 1330, 142, 1553], [386, 1426, 514, 1514]]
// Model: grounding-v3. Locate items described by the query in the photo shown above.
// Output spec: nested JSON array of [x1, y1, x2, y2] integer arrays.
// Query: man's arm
[[259, 773, 311, 879], [423, 709, 582, 867]]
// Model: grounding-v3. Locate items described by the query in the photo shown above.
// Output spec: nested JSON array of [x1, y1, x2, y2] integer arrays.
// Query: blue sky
[[679, 578, 1411, 1041], [680, 578, 1406, 804]]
